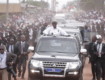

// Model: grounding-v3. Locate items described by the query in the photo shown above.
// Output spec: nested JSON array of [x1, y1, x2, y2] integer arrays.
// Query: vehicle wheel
[[79, 74, 83, 80], [28, 77, 42, 80], [28, 77, 33, 80], [78, 70, 83, 80], [74, 70, 83, 80], [28, 77, 38, 80]]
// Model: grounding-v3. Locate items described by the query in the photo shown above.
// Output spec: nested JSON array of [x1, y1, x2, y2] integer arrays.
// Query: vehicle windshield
[[36, 38, 78, 55], [67, 32, 82, 42], [53, 18, 66, 24]]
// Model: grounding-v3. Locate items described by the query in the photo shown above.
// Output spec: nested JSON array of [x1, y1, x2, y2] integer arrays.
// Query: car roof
[[64, 22, 86, 27], [63, 28, 80, 33]]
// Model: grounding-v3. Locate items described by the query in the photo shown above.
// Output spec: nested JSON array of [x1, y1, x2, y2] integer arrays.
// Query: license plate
[[45, 68, 62, 72]]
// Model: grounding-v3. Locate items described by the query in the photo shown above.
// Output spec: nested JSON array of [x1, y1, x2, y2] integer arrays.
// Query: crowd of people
[[79, 10, 105, 80], [0, 7, 53, 80], [78, 10, 105, 38], [88, 35, 105, 80], [1, 8, 105, 80]]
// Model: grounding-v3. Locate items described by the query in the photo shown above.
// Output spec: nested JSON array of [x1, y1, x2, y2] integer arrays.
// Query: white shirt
[[43, 26, 68, 36], [9, 45, 14, 53], [29, 28, 33, 39], [97, 43, 102, 57], [21, 41, 25, 46], [0, 52, 7, 69], [21, 41, 25, 53]]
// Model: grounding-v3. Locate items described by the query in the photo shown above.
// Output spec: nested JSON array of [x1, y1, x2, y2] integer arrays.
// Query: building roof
[[0, 3, 22, 13]]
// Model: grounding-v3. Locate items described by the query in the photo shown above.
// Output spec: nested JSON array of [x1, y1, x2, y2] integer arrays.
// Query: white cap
[[96, 35, 102, 39]]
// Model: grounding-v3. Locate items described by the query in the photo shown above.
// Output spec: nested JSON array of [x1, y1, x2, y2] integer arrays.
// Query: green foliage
[[26, 1, 49, 8], [0, 14, 6, 21], [80, 0, 95, 10], [80, 0, 104, 11]]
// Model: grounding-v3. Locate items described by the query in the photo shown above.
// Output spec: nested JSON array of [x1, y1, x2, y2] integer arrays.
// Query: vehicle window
[[36, 38, 78, 55]]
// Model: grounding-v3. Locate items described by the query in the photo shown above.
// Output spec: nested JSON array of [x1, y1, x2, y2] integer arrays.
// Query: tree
[[25, 0, 49, 8], [79, 0, 105, 11]]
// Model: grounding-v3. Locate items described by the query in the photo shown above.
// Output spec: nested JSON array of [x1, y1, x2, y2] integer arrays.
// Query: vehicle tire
[[78, 70, 83, 80], [28, 76, 30, 80], [28, 76, 33, 80], [79, 74, 83, 80], [74, 70, 83, 80], [28, 77, 42, 80], [72, 75, 83, 80], [28, 77, 39, 80]]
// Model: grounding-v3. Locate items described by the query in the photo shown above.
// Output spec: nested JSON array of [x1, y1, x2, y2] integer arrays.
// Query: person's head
[[92, 36, 97, 42], [10, 38, 15, 44], [9, 31, 12, 36], [21, 35, 26, 42], [0, 45, 5, 54], [52, 21, 57, 28], [43, 23, 48, 27], [97, 38, 102, 44], [96, 35, 102, 44], [84, 25, 88, 29]]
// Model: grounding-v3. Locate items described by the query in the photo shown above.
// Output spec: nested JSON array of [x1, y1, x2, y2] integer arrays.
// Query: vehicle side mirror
[[80, 49, 87, 55]]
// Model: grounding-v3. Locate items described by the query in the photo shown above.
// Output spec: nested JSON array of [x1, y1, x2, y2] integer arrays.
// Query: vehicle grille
[[43, 61, 66, 76], [43, 61, 66, 68]]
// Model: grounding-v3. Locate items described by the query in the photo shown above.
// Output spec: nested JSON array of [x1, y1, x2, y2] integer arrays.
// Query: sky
[[0, 0, 20, 3], [0, 0, 74, 10], [53, 0, 69, 10], [47, 0, 74, 10]]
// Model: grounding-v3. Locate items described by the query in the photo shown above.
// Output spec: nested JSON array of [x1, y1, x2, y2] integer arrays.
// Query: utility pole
[[23, 0, 26, 3], [41, 0, 44, 11], [51, 0, 56, 12], [6, 0, 9, 23], [41, 0, 43, 6]]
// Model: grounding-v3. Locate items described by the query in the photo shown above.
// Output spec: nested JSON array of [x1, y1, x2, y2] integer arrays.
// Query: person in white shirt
[[43, 21, 68, 36], [0, 45, 17, 80], [94, 35, 105, 80], [0, 45, 8, 80]]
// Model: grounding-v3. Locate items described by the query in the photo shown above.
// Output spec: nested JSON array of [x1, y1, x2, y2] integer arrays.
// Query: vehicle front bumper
[[28, 68, 81, 79]]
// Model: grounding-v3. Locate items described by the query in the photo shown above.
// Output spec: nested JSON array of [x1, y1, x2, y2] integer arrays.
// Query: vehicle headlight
[[67, 61, 81, 69], [30, 60, 42, 68]]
